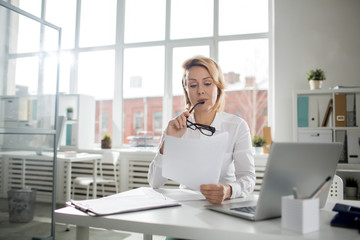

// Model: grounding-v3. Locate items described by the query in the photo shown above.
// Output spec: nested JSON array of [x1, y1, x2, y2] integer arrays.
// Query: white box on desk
[[281, 195, 319, 234]]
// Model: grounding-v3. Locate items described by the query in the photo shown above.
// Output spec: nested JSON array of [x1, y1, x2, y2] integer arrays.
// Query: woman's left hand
[[200, 183, 232, 204]]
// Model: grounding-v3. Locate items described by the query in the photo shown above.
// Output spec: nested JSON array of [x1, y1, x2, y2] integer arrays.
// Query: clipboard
[[69, 189, 181, 216]]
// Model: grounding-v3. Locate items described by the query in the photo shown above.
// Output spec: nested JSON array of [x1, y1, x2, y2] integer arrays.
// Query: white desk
[[54, 192, 360, 240], [56, 153, 102, 202], [0, 151, 102, 203]]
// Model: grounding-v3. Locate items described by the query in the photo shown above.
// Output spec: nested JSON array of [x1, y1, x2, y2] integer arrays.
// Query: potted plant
[[345, 177, 358, 200], [252, 134, 267, 154], [307, 68, 326, 90], [66, 107, 73, 120], [101, 133, 112, 149]]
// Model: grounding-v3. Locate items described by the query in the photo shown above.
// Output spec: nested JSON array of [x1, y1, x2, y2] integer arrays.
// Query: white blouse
[[147, 111, 256, 198]]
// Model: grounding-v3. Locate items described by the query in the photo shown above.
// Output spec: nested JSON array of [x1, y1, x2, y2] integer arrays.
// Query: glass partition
[[0, 1, 61, 151]]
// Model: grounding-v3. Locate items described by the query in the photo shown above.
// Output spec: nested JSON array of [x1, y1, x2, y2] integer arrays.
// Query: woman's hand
[[200, 183, 232, 204], [166, 111, 190, 138], [159, 111, 190, 154]]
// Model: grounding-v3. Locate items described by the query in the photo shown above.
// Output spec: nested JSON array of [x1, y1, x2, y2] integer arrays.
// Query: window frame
[[5, 0, 273, 147]]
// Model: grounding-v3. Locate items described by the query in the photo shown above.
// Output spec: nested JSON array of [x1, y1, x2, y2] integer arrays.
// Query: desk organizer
[[281, 195, 319, 234]]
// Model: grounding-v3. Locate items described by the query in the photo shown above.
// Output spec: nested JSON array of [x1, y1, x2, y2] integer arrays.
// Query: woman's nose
[[197, 85, 205, 94]]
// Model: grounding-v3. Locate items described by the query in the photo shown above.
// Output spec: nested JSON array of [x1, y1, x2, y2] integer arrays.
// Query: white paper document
[[162, 132, 228, 191], [151, 188, 206, 201]]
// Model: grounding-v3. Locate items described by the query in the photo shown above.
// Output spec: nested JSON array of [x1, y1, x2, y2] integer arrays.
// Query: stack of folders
[[334, 93, 358, 127], [297, 93, 360, 128], [334, 93, 360, 164]]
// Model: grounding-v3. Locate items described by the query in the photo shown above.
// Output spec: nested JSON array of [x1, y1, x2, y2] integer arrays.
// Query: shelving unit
[[58, 94, 95, 149], [293, 88, 360, 199]]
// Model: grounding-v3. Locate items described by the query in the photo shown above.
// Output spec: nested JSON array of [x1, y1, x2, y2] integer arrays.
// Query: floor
[[0, 198, 166, 240]]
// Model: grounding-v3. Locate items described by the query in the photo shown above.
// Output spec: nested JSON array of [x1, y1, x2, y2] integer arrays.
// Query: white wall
[[273, 0, 360, 141]]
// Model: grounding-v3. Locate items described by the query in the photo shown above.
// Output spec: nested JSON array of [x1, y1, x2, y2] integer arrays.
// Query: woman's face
[[186, 66, 218, 113]]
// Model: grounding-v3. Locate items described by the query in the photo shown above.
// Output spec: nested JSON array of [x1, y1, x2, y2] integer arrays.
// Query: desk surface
[[55, 192, 360, 240]]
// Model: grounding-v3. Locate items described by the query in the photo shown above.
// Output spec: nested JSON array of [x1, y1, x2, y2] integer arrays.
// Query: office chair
[[328, 175, 343, 200], [72, 151, 120, 199]]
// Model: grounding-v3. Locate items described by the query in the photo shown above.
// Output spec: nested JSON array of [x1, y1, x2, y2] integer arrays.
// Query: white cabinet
[[293, 88, 360, 199], [58, 94, 95, 149]]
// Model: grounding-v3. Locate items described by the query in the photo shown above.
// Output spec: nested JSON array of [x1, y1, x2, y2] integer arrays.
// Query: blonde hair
[[182, 55, 226, 112]]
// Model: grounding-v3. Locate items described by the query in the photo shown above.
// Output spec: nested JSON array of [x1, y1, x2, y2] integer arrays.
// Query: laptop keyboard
[[230, 206, 256, 214]]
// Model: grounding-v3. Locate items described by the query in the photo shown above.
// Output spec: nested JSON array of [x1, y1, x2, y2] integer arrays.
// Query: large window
[[6, 0, 272, 147]]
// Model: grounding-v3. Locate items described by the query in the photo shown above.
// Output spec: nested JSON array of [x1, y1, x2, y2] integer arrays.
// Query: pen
[[309, 176, 332, 199]]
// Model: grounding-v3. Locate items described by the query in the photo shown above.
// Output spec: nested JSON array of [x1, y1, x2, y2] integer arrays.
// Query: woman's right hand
[[166, 111, 190, 138], [159, 111, 190, 154]]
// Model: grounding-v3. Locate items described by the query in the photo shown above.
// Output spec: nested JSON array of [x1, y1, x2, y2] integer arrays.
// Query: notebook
[[206, 142, 343, 221]]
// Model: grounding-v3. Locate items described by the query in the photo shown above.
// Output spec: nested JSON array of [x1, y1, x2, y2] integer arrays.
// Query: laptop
[[207, 142, 343, 221]]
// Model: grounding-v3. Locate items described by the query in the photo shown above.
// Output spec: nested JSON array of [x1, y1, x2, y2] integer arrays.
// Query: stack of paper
[[162, 132, 228, 191]]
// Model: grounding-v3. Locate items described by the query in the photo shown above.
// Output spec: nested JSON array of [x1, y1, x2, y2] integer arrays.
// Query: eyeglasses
[[186, 102, 216, 136]]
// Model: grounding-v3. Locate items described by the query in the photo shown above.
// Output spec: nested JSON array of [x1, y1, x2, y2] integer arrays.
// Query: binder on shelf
[[297, 96, 309, 127], [32, 99, 37, 120], [262, 126, 272, 154], [356, 93, 360, 127], [321, 98, 333, 127], [71, 123, 78, 146], [346, 93, 356, 127], [66, 124, 72, 146], [347, 130, 360, 164], [335, 130, 347, 163], [18, 98, 28, 121], [308, 96, 318, 127], [334, 93, 347, 127]]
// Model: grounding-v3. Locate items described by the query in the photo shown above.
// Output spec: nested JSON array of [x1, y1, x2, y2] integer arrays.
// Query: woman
[[148, 55, 255, 204]]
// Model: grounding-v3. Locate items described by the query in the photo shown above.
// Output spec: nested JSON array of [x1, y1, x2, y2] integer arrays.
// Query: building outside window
[[153, 111, 162, 132], [134, 112, 143, 131]]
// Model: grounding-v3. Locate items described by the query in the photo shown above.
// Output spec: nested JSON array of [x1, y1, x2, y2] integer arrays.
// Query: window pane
[[43, 25, 59, 52], [45, 0, 76, 49], [219, 0, 268, 36], [95, 100, 112, 143], [79, 0, 117, 47], [172, 46, 209, 117], [9, 13, 40, 54], [8, 57, 39, 95], [153, 111, 162, 131], [58, 52, 73, 94], [134, 112, 144, 130], [16, 0, 42, 17], [219, 39, 268, 136], [43, 55, 58, 95], [124, 0, 166, 43], [123, 46, 164, 144], [123, 47, 164, 98], [170, 0, 213, 39], [78, 50, 115, 99]]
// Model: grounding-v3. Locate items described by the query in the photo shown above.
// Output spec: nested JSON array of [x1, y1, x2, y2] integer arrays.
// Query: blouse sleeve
[[147, 132, 168, 188], [228, 120, 256, 198]]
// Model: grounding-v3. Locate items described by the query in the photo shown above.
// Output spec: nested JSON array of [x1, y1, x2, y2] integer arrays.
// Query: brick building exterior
[[96, 89, 268, 145]]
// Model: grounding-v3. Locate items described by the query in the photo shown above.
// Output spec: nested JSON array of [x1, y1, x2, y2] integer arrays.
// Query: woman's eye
[[189, 84, 197, 88], [204, 82, 212, 86]]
